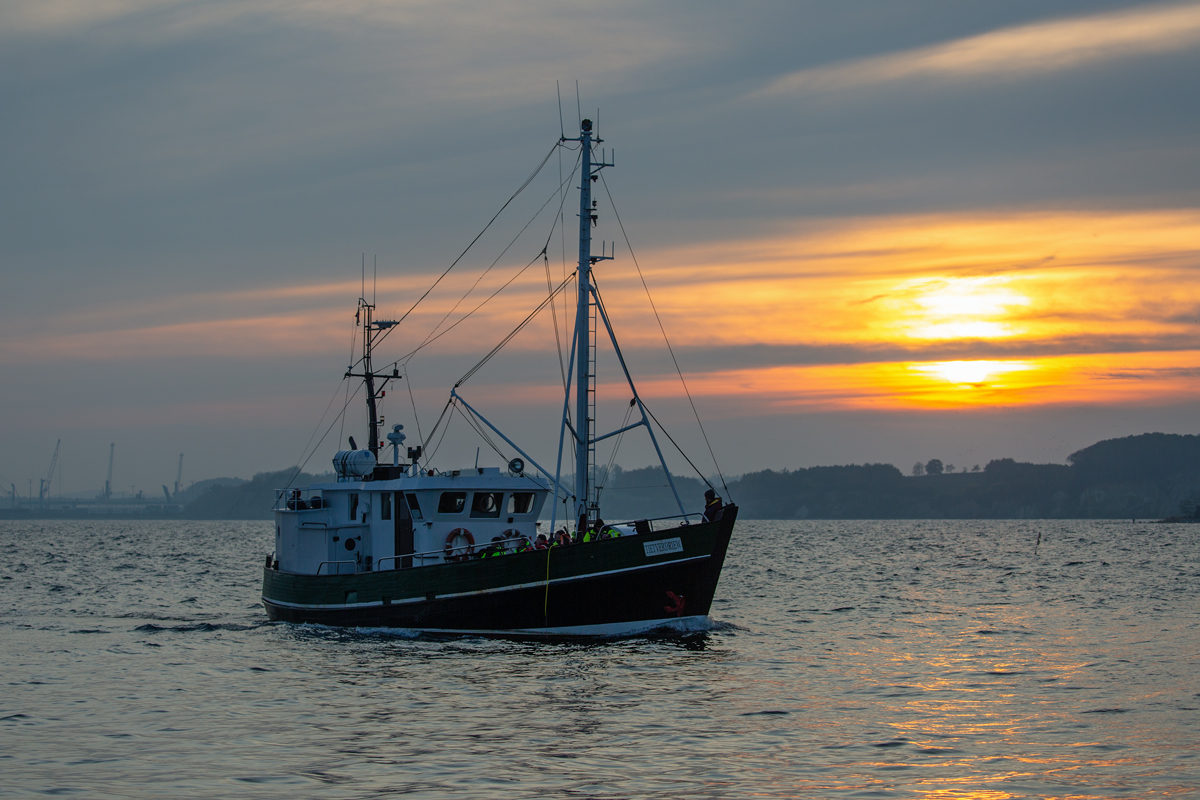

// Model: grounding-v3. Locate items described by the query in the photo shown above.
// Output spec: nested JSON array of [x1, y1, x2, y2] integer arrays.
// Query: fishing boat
[[261, 118, 737, 636]]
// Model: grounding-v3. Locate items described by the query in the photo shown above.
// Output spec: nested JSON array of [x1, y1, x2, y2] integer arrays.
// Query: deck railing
[[280, 510, 713, 575]]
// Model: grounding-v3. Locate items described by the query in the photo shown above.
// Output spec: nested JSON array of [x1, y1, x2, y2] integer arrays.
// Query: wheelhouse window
[[349, 493, 359, 521], [438, 492, 466, 514], [380, 492, 391, 520], [508, 492, 536, 515], [406, 493, 423, 519], [470, 492, 503, 518]]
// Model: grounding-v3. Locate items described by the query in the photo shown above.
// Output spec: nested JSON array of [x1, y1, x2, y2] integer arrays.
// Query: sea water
[[1, 519, 1197, 798]]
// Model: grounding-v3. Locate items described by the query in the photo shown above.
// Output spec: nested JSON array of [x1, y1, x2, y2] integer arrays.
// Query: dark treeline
[[24, 431, 1192, 521], [601, 432, 1200, 521]]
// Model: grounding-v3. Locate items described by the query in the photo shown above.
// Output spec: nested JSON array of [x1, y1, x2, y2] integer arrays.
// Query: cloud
[[7, 209, 1197, 373], [756, 2, 1200, 96], [0, 1, 690, 104], [593, 210, 1200, 359], [628, 350, 1200, 412]]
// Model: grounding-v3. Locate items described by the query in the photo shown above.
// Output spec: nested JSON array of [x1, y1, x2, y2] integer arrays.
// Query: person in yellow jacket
[[702, 488, 724, 522]]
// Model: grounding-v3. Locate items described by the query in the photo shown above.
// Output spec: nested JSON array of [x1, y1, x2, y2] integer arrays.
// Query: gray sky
[[3, 1, 1199, 498]]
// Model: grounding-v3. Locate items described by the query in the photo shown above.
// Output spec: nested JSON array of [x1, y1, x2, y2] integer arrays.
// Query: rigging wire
[[550, 138, 575, 394], [455, 272, 575, 387], [332, 141, 580, 467], [540, 149, 583, 394], [406, 155, 579, 363], [597, 171, 731, 500], [336, 311, 359, 457], [595, 398, 636, 503], [284, 381, 364, 490], [283, 375, 354, 488], [396, 251, 549, 366], [405, 373, 424, 446], [544, 251, 568, 393], [453, 402, 507, 463], [366, 142, 563, 359], [591, 280, 715, 493], [421, 397, 456, 465], [638, 398, 717, 495]]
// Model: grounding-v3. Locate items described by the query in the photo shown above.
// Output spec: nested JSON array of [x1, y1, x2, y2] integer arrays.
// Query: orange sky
[[594, 209, 1200, 411], [14, 209, 1196, 414]]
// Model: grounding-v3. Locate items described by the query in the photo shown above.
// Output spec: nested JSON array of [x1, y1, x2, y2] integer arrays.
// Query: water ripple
[[1, 518, 1198, 798]]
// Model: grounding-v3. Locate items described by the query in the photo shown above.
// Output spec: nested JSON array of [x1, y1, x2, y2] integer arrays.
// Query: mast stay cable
[[365, 142, 562, 360], [402, 151, 581, 367], [597, 171, 731, 500], [283, 382, 364, 491], [591, 281, 717, 494], [454, 273, 575, 387]]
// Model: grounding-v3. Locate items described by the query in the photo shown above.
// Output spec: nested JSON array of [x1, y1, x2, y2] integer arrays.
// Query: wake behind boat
[[262, 118, 736, 637]]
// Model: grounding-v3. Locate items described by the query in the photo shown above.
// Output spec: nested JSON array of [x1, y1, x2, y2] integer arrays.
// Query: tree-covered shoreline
[[5, 432, 1197, 521], [602, 432, 1200, 521]]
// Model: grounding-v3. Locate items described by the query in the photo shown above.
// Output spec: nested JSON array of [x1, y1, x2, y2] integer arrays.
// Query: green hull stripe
[[264, 554, 709, 610]]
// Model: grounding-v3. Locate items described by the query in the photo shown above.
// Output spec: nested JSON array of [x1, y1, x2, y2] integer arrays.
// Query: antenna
[[373, 254, 377, 306], [361, 253, 365, 301], [575, 81, 581, 132], [556, 81, 565, 139]]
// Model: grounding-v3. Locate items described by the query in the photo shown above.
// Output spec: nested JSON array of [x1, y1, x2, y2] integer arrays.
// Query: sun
[[913, 360, 1033, 386], [902, 277, 1032, 340]]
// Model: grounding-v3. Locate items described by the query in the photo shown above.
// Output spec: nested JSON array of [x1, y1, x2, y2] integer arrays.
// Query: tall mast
[[574, 120, 593, 529], [569, 118, 612, 530]]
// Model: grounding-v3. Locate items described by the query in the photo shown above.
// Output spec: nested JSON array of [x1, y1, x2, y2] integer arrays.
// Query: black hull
[[263, 505, 736, 636]]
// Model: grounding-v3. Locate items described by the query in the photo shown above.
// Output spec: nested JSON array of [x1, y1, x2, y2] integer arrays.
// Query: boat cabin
[[274, 467, 550, 575]]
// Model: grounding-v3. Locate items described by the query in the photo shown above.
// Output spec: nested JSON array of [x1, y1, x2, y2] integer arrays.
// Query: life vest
[[704, 497, 723, 521]]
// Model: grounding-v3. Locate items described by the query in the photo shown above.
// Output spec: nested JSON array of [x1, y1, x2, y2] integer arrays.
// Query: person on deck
[[702, 488, 724, 522]]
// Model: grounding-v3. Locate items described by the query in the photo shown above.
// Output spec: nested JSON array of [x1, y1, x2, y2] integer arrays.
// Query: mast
[[347, 294, 399, 459], [569, 118, 612, 531], [574, 120, 593, 530], [363, 298, 380, 457]]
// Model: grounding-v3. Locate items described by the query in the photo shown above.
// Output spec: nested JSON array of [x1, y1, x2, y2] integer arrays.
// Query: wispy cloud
[[629, 350, 1200, 412], [756, 2, 1200, 96], [7, 209, 1198, 377], [596, 210, 1200, 357]]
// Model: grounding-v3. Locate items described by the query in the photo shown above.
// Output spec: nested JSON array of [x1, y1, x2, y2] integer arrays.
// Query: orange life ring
[[444, 528, 475, 561], [500, 528, 531, 552]]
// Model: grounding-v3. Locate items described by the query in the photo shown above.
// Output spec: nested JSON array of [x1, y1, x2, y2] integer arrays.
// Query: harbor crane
[[38, 439, 61, 503], [103, 443, 114, 501], [162, 453, 184, 503]]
